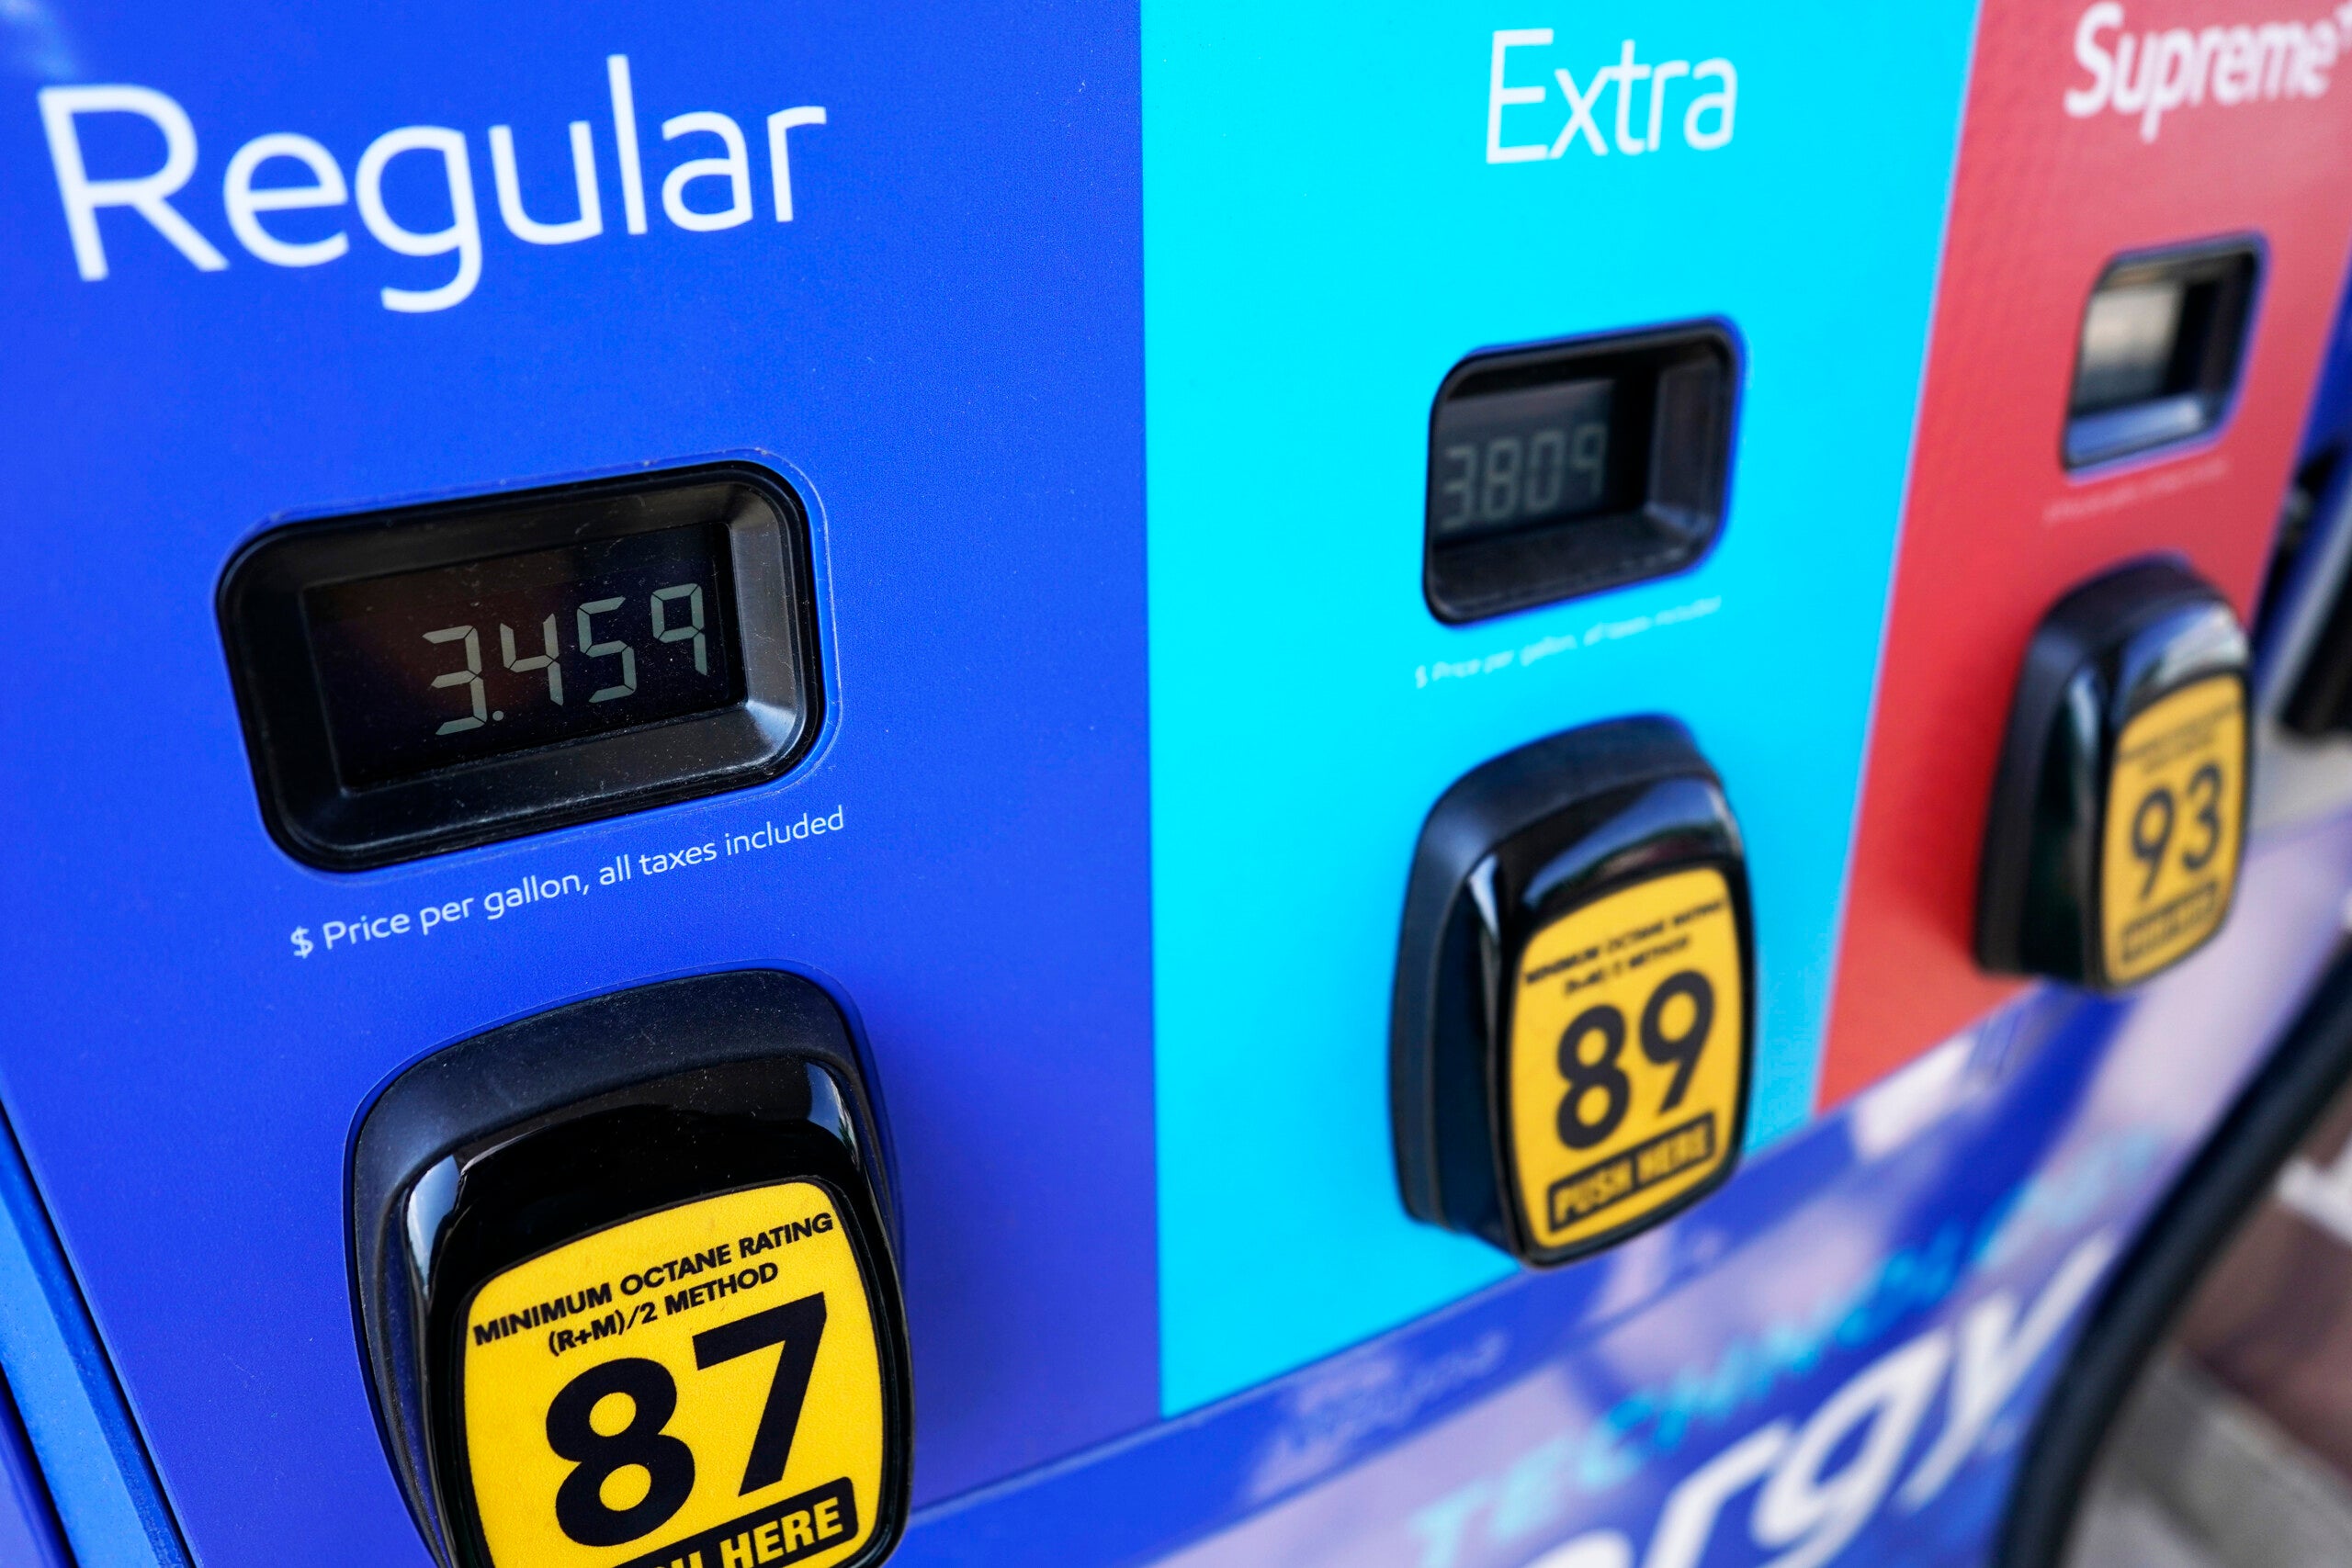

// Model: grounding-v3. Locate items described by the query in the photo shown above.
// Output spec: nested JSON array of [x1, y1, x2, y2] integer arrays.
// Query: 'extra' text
[[1487, 31, 1736, 164]]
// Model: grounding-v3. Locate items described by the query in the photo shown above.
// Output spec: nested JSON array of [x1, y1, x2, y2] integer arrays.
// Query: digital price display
[[304, 524, 741, 787], [1429, 378, 1616, 545], [1424, 324, 1736, 624], [221, 468, 819, 868], [2063, 241, 2258, 468], [2072, 278, 2187, 414], [1390, 716, 1754, 1266]]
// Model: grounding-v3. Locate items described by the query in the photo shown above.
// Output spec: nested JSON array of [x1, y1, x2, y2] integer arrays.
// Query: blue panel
[[1144, 2, 1982, 1410], [0, 1375, 72, 1568], [0, 2, 1150, 1556], [0, 1111, 178, 1566]]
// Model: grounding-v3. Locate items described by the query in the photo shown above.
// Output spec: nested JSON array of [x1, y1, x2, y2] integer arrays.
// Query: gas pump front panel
[[6, 2, 2352, 1567], [1822, 0, 2352, 1104], [0, 3, 1156, 1558]]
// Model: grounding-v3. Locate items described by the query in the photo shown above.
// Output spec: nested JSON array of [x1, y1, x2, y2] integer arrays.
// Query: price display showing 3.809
[[1429, 377, 1615, 544], [305, 523, 741, 787]]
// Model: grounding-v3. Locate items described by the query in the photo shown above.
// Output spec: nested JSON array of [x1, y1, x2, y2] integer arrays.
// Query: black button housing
[[1391, 716, 1755, 1266], [348, 971, 911, 1568], [1976, 559, 2250, 989]]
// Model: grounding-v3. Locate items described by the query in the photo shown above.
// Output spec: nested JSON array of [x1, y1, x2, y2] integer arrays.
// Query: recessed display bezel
[[220, 465, 821, 871], [1423, 322, 1739, 625], [2064, 238, 2262, 470]]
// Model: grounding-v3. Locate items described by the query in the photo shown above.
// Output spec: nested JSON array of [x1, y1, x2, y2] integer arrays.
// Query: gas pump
[[2, 5, 2352, 1568]]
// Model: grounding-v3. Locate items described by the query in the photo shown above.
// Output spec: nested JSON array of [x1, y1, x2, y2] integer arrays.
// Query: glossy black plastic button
[[1977, 559, 2250, 989], [1391, 716, 1755, 1267]]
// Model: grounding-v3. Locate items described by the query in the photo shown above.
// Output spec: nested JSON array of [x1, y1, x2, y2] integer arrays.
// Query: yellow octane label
[[461, 1181, 883, 1568], [2099, 675, 2245, 985], [1507, 865, 1746, 1255]]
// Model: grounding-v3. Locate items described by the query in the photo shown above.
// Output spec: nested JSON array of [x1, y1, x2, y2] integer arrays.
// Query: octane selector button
[[464, 1182, 884, 1568], [1976, 558, 2250, 989], [349, 971, 911, 1568], [1390, 716, 1755, 1267]]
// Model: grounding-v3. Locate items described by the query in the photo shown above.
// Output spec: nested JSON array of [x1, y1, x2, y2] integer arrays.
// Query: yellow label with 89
[[2098, 675, 2245, 986], [461, 1181, 884, 1568], [1505, 865, 1746, 1256]]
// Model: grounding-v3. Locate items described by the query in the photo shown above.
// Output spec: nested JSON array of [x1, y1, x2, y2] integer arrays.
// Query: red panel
[[1819, 2, 2352, 1107]]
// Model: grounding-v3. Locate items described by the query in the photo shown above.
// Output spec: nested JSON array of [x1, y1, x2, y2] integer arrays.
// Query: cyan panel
[[1145, 0, 1982, 1411]]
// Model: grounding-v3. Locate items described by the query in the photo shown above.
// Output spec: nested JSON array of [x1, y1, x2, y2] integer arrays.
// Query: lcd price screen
[[2062, 243, 2258, 467], [2072, 278, 2188, 414], [1429, 378, 1618, 544], [304, 522, 741, 787]]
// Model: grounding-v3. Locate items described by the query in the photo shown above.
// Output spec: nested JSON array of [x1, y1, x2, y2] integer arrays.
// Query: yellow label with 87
[[460, 1181, 885, 1568]]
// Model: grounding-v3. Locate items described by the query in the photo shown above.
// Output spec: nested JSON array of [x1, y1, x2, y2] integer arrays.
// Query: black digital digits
[[1430, 377, 1615, 543]]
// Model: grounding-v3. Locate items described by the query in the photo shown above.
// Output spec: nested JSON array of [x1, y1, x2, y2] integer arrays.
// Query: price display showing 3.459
[[304, 521, 741, 788], [1504, 865, 1747, 1258], [2098, 675, 2245, 985], [458, 1182, 886, 1568]]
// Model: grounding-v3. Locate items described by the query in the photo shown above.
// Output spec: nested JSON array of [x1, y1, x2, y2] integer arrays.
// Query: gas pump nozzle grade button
[[1390, 716, 1756, 1267], [346, 972, 912, 1568], [459, 1182, 887, 1568]]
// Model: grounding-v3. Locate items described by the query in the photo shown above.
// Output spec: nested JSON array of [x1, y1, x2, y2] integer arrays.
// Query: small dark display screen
[[303, 524, 740, 787], [1429, 378, 1616, 543], [2071, 277, 2188, 415]]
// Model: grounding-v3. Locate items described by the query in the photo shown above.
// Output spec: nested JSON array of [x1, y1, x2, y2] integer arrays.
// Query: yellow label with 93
[[1505, 865, 1747, 1258], [2098, 675, 2245, 986], [459, 1181, 884, 1568]]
